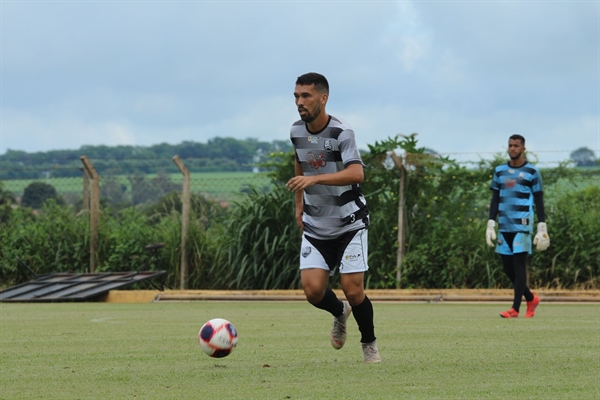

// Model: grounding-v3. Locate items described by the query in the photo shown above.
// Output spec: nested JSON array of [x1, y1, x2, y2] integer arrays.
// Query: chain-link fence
[[1, 157, 274, 209]]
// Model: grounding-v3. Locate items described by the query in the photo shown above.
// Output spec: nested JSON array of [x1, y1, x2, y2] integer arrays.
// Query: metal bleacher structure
[[0, 243, 166, 303]]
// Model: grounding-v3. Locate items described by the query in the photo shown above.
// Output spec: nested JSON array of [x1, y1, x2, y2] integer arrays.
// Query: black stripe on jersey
[[504, 217, 530, 226], [302, 188, 361, 206], [339, 187, 362, 206], [328, 127, 344, 140], [501, 204, 530, 212], [499, 191, 531, 199]]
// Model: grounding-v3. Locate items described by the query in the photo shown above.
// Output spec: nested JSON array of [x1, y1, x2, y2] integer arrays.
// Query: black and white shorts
[[299, 229, 369, 275]]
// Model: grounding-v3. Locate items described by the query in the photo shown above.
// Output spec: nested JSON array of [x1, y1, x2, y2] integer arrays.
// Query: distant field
[[1, 171, 273, 201], [1, 302, 598, 399]]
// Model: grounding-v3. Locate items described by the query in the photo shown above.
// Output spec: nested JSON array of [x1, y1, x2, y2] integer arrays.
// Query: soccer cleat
[[499, 308, 519, 318], [330, 301, 352, 350], [526, 294, 540, 318], [362, 340, 382, 363]]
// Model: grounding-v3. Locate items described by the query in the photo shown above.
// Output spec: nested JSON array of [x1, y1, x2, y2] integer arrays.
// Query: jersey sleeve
[[338, 129, 363, 167]]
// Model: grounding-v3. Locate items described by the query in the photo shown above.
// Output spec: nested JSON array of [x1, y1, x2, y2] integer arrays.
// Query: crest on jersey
[[324, 140, 333, 153], [306, 152, 326, 170], [504, 178, 517, 188], [308, 136, 321, 144]]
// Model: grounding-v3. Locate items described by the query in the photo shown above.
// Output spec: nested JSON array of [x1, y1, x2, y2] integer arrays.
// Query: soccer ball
[[198, 318, 238, 358]]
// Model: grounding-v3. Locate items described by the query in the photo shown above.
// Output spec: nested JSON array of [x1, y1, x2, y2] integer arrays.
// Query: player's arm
[[485, 189, 499, 247], [293, 160, 304, 230], [286, 163, 364, 193]]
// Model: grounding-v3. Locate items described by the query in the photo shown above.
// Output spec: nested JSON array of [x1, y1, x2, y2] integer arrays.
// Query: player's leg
[[339, 229, 380, 362], [511, 251, 530, 313], [299, 235, 348, 348], [301, 268, 341, 312], [498, 232, 519, 318]]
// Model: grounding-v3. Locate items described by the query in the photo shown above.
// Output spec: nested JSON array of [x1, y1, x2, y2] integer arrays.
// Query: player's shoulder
[[494, 162, 510, 173], [521, 161, 541, 174], [329, 115, 353, 131]]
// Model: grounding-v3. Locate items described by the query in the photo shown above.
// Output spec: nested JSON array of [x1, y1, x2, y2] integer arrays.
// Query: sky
[[1, 0, 599, 166]]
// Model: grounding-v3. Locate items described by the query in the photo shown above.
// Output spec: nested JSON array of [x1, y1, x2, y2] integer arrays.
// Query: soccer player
[[286, 72, 381, 363], [486, 134, 550, 318]]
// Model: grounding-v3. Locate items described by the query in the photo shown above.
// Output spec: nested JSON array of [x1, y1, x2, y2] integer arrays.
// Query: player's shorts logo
[[302, 247, 311, 257]]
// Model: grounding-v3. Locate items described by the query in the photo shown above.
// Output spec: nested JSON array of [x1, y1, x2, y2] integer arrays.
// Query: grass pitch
[[1, 302, 598, 399]]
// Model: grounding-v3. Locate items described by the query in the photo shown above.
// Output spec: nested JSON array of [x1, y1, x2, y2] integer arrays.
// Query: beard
[[299, 104, 321, 123], [509, 151, 522, 160]]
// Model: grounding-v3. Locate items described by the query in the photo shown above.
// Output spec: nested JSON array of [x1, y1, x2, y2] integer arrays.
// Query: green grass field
[[1, 302, 598, 399]]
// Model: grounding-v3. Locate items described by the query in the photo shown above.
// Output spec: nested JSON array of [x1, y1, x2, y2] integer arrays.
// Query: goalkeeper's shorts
[[495, 231, 532, 255]]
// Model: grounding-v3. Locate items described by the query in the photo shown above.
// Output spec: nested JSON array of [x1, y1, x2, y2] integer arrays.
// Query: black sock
[[313, 288, 344, 317], [352, 295, 376, 343]]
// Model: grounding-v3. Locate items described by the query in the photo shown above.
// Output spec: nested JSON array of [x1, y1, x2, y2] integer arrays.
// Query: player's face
[[294, 84, 326, 124], [508, 139, 525, 160]]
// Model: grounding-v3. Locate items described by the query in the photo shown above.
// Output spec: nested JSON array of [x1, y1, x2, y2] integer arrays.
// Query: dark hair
[[509, 134, 525, 145], [296, 72, 329, 94]]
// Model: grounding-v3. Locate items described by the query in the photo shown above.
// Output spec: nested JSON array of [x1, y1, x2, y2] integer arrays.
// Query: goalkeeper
[[486, 134, 549, 318]]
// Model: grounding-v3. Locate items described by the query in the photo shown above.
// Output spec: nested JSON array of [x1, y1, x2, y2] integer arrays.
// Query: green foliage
[[0, 138, 294, 179], [0, 200, 88, 287], [21, 182, 64, 209], [1, 136, 598, 290], [0, 181, 16, 224], [530, 185, 600, 288], [209, 185, 301, 290]]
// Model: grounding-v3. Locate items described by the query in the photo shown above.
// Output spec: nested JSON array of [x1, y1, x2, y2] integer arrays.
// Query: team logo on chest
[[324, 139, 333, 153], [504, 178, 517, 188], [308, 136, 321, 144], [306, 152, 326, 169]]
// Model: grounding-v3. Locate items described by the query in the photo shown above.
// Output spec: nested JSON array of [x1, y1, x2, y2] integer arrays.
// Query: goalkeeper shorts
[[496, 231, 532, 255]]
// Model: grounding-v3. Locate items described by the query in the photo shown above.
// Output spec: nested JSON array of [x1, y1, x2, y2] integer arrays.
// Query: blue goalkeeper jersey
[[490, 161, 543, 234]]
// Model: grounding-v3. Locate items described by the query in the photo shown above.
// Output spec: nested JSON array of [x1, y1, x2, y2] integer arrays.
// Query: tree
[[21, 182, 63, 209], [0, 181, 16, 223], [570, 147, 597, 167]]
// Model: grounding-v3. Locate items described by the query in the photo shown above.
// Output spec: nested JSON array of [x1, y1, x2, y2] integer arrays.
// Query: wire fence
[[1, 159, 274, 208], [1, 154, 598, 210]]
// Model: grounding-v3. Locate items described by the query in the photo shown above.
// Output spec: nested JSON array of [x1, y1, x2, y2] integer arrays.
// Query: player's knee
[[302, 284, 325, 305], [342, 287, 365, 306]]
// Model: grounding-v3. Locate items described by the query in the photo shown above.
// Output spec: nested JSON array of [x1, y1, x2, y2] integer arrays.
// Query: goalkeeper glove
[[485, 220, 496, 247], [533, 222, 550, 251]]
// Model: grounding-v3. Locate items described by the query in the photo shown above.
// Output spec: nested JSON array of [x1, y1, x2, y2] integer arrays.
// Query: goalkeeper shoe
[[526, 294, 540, 318], [331, 301, 352, 350], [499, 308, 519, 318]]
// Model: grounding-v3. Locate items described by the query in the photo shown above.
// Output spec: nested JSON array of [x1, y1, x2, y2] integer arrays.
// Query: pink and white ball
[[198, 318, 238, 358]]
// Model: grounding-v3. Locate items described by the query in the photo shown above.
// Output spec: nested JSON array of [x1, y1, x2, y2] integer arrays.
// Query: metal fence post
[[172, 155, 190, 289], [80, 156, 100, 273]]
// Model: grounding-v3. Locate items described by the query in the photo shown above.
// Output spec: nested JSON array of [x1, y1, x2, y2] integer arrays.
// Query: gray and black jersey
[[290, 115, 369, 240]]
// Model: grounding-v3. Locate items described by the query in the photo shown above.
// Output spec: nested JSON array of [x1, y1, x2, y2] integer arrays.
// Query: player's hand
[[286, 175, 316, 192], [533, 222, 550, 251], [485, 220, 496, 247]]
